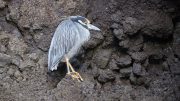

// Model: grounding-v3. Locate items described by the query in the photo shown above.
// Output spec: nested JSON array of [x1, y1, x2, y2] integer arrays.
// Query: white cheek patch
[[78, 20, 86, 25]]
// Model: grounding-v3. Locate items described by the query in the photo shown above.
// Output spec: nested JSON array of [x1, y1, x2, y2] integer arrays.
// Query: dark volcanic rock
[[149, 54, 165, 64], [119, 35, 143, 52], [119, 39, 130, 50], [141, 10, 173, 39], [98, 70, 115, 83], [173, 22, 180, 59], [132, 63, 146, 76], [120, 67, 132, 78], [122, 17, 142, 36], [130, 52, 148, 63], [83, 31, 104, 49], [115, 55, 132, 68], [169, 61, 180, 75], [108, 59, 119, 71], [113, 28, 126, 41], [130, 72, 137, 84], [92, 49, 112, 69]]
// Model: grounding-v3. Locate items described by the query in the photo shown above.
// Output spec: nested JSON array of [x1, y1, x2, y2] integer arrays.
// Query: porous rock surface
[[0, 0, 180, 101]]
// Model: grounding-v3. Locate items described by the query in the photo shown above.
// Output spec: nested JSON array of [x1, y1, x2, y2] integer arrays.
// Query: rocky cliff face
[[0, 0, 180, 101]]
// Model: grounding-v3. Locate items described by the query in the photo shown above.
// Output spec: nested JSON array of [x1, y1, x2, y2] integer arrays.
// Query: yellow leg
[[65, 57, 83, 82]]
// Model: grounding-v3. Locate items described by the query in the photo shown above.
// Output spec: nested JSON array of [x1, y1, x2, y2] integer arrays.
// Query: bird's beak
[[87, 24, 101, 31]]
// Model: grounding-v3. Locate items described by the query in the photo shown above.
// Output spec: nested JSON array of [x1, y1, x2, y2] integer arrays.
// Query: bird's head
[[70, 16, 101, 31]]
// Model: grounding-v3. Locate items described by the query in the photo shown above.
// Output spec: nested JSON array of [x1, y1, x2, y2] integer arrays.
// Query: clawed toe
[[67, 72, 83, 82]]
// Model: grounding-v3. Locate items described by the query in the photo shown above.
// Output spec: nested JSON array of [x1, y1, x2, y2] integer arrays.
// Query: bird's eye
[[78, 19, 90, 25]]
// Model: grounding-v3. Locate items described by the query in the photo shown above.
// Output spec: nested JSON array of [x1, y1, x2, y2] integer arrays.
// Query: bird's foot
[[67, 72, 83, 82]]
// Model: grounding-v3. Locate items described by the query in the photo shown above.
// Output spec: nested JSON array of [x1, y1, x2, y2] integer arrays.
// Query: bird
[[48, 16, 100, 81]]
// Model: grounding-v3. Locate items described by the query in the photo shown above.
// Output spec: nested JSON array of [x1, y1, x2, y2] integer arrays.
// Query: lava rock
[[120, 67, 132, 78], [122, 17, 142, 36], [162, 61, 169, 71], [90, 65, 99, 78], [132, 63, 145, 76], [119, 34, 143, 52], [35, 33, 52, 52], [111, 10, 124, 22], [27, 51, 42, 62], [128, 35, 143, 52], [113, 29, 126, 40], [92, 49, 112, 69], [141, 10, 173, 39], [169, 61, 180, 75], [115, 55, 132, 67], [32, 23, 43, 31], [173, 45, 180, 59], [83, 31, 104, 49], [173, 22, 180, 59], [110, 23, 119, 29], [0, 32, 9, 46], [11, 56, 22, 67], [54, 76, 85, 101], [130, 52, 147, 62], [8, 37, 28, 55], [0, 53, 12, 67], [108, 59, 119, 71], [7, 68, 15, 76], [149, 54, 165, 64], [0, 44, 7, 53], [0, 0, 6, 9], [119, 39, 130, 50], [14, 70, 22, 78], [98, 70, 115, 83], [19, 58, 36, 70], [136, 77, 146, 85], [130, 72, 137, 84]]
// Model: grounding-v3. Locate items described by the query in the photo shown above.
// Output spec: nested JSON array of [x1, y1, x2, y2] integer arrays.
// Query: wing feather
[[48, 20, 78, 71]]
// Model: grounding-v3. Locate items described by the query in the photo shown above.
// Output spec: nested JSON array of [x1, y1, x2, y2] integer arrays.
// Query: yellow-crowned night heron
[[48, 16, 100, 81]]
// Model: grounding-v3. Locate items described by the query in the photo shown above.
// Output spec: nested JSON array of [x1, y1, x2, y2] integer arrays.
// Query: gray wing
[[48, 20, 78, 71]]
